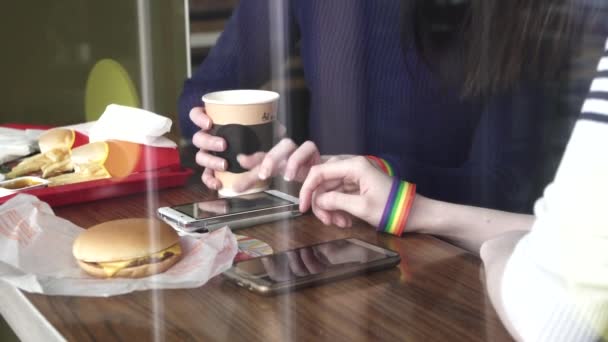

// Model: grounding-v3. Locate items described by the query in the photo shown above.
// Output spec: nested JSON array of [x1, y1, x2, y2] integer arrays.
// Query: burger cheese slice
[[73, 218, 182, 278]]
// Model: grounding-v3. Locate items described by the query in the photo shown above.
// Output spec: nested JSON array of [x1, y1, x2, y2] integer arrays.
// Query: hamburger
[[73, 218, 182, 278]]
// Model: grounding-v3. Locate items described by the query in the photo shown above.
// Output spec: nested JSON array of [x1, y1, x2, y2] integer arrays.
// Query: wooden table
[[1, 181, 513, 341]]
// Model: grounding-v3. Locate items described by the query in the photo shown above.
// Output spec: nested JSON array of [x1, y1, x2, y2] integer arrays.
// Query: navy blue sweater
[[179, 0, 596, 212]]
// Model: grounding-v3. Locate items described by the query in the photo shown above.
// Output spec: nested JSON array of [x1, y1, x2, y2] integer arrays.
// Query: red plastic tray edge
[[0, 167, 194, 207]]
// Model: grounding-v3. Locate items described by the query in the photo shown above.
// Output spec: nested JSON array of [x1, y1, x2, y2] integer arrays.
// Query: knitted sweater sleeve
[[500, 38, 608, 341]]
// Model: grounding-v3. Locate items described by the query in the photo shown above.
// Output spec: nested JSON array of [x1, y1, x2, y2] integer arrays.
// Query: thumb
[[237, 152, 266, 170], [275, 123, 287, 138], [315, 191, 367, 220]]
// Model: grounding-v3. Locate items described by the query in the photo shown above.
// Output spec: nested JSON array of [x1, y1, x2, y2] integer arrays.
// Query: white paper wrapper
[[62, 121, 96, 137], [0, 194, 238, 297], [0, 127, 44, 164], [88, 104, 177, 148]]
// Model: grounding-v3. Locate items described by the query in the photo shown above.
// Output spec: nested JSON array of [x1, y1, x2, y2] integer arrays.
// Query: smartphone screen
[[172, 192, 293, 219], [225, 239, 400, 294]]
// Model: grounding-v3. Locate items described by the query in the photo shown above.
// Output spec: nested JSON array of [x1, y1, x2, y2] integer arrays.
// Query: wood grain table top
[[18, 181, 513, 341]]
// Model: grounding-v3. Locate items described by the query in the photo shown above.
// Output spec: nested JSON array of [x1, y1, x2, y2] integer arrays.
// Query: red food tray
[[1, 124, 195, 207], [0, 167, 193, 207]]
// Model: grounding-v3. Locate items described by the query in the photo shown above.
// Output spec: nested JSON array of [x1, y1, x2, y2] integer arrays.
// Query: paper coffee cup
[[202, 90, 279, 197]]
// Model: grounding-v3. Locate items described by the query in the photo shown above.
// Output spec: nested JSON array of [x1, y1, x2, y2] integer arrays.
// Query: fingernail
[[258, 168, 268, 180], [335, 217, 342, 227], [218, 160, 227, 171], [283, 169, 294, 181], [216, 140, 225, 150], [237, 154, 245, 164]]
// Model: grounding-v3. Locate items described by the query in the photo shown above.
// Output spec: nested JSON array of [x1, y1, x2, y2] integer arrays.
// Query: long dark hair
[[404, 0, 598, 98]]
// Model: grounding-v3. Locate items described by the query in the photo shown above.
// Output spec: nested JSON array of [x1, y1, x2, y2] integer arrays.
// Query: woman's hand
[[233, 138, 322, 192], [234, 138, 354, 193], [299, 156, 393, 228], [189, 106, 227, 190], [190, 106, 293, 192]]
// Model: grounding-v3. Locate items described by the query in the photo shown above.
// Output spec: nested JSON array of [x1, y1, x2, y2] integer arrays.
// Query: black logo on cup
[[262, 112, 273, 122]]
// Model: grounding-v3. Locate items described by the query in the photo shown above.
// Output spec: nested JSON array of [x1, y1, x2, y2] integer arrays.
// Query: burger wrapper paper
[[0, 194, 238, 297]]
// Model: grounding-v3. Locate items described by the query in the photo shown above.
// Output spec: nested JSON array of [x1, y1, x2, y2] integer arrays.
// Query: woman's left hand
[[299, 156, 394, 228]]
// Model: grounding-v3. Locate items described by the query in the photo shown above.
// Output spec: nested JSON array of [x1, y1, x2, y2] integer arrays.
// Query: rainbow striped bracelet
[[366, 155, 394, 176], [378, 178, 416, 236]]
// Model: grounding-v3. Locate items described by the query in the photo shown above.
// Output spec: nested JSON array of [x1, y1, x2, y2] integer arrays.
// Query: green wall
[[0, 1, 187, 138]]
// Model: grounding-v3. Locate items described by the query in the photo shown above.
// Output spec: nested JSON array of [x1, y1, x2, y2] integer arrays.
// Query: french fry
[[41, 158, 74, 178], [47, 171, 109, 187], [6, 147, 70, 179], [6, 154, 50, 179], [45, 148, 69, 162], [47, 163, 110, 187]]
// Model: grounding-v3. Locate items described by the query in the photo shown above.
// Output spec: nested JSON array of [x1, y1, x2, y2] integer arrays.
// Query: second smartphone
[[223, 238, 401, 295]]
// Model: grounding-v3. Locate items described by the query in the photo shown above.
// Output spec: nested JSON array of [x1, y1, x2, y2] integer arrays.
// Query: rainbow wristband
[[378, 178, 416, 236], [366, 155, 394, 176]]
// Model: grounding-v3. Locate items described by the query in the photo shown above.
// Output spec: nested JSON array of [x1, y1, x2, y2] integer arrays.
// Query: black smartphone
[[223, 238, 401, 295]]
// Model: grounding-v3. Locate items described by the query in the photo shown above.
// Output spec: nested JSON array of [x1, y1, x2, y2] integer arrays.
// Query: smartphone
[[157, 190, 300, 233], [223, 238, 401, 295]]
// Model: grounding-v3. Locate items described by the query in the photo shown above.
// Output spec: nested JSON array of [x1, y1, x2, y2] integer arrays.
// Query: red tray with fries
[[0, 124, 194, 207]]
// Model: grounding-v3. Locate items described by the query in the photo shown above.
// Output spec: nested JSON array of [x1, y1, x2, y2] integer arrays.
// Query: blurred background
[[0, 0, 311, 146], [0, 1, 188, 140]]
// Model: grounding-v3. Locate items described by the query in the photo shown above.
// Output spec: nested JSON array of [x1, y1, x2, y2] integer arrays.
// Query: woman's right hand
[[299, 156, 394, 228], [190, 106, 228, 190]]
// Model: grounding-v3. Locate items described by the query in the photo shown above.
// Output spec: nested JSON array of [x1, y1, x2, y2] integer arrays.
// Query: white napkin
[[88, 104, 177, 148], [61, 121, 96, 137], [0, 127, 44, 165], [0, 194, 238, 297]]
